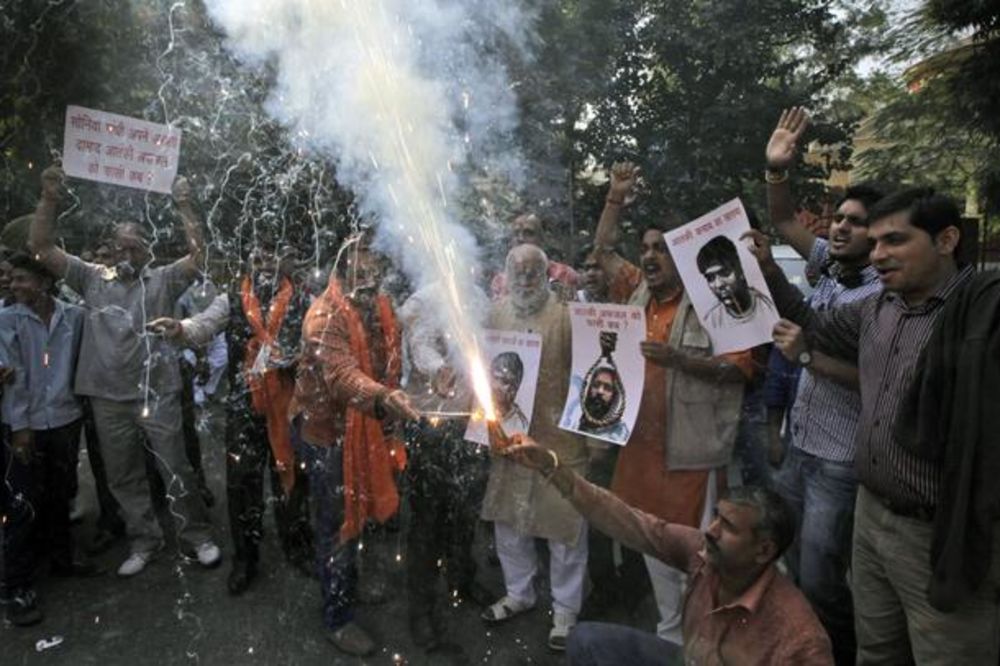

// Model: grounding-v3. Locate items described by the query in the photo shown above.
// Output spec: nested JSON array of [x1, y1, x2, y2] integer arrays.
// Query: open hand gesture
[[765, 108, 810, 170], [608, 161, 640, 206]]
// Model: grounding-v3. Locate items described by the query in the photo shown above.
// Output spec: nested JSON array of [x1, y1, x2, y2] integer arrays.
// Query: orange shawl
[[327, 279, 406, 542], [241, 275, 296, 494]]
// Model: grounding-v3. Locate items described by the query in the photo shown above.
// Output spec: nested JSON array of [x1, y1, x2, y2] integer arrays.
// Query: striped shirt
[[767, 264, 974, 510], [789, 239, 881, 462]]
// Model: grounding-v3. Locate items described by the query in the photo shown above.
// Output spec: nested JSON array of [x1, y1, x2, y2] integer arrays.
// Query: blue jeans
[[774, 446, 858, 665], [568, 622, 681, 666], [294, 430, 357, 630]]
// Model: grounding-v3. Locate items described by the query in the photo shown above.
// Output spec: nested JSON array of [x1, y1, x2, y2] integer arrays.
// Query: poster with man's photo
[[558, 303, 646, 445], [464, 329, 543, 446], [664, 198, 779, 354]]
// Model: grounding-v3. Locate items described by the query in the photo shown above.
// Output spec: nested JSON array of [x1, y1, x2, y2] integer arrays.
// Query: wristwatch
[[797, 349, 814, 367]]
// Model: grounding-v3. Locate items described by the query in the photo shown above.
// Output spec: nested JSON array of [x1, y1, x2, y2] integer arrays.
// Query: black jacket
[[896, 270, 1000, 611]]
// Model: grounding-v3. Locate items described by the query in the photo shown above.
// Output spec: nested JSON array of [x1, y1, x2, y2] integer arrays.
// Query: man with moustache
[[490, 212, 579, 299], [290, 239, 419, 657], [744, 186, 999, 664], [29, 165, 221, 578], [696, 235, 776, 329], [590, 162, 754, 646], [762, 107, 884, 663], [479, 243, 590, 651], [499, 435, 834, 665]]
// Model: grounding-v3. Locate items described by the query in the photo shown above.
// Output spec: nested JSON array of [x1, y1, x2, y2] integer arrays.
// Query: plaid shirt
[[788, 239, 881, 462]]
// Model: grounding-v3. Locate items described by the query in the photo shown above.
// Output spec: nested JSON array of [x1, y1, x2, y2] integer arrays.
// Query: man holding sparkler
[[290, 239, 419, 657]]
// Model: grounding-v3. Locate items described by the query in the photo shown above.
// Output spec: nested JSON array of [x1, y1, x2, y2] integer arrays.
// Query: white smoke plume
[[204, 0, 535, 413]]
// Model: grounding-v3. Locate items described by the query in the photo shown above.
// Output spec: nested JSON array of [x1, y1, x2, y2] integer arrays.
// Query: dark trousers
[[2, 420, 83, 590], [226, 404, 311, 565], [775, 446, 857, 665], [81, 398, 125, 534], [295, 428, 356, 630], [568, 621, 681, 666], [404, 419, 488, 615]]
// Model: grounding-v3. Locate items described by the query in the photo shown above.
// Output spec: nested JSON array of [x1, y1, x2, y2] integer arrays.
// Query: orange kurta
[[611, 292, 752, 527]]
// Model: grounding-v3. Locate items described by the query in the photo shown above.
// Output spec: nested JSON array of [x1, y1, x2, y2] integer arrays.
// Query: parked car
[[771, 244, 814, 299]]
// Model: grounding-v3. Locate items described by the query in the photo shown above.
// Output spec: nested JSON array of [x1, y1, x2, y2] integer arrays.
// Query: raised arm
[[765, 108, 816, 259], [593, 161, 640, 277], [29, 164, 70, 278], [773, 319, 860, 391], [743, 229, 864, 363], [171, 177, 205, 276]]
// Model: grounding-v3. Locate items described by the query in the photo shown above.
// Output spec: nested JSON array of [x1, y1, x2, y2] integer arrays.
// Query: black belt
[[874, 492, 934, 523]]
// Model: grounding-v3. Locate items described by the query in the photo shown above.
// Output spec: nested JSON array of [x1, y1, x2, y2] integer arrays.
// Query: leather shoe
[[227, 560, 257, 595], [325, 621, 376, 657], [454, 580, 494, 608]]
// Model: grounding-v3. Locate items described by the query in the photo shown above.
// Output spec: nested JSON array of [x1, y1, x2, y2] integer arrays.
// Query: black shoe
[[86, 527, 123, 556], [51, 558, 105, 578], [453, 580, 494, 608], [409, 612, 439, 649], [5, 588, 43, 627], [227, 559, 257, 595]]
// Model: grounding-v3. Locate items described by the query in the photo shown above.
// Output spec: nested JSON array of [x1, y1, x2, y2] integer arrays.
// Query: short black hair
[[696, 235, 741, 274], [837, 183, 885, 213], [7, 252, 56, 283], [722, 485, 795, 559], [866, 187, 960, 238], [491, 351, 524, 388]]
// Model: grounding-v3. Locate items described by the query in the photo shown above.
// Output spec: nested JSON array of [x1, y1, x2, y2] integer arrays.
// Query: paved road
[[1, 404, 659, 665]]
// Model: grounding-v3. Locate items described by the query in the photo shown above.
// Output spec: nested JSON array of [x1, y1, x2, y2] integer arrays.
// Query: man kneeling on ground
[[501, 434, 834, 666]]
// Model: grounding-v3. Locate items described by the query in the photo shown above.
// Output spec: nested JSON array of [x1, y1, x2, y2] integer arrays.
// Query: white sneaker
[[548, 610, 577, 651], [117, 551, 155, 577], [195, 541, 222, 568]]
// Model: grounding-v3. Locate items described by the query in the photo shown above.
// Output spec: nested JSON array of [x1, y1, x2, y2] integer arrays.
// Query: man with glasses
[[762, 108, 883, 664]]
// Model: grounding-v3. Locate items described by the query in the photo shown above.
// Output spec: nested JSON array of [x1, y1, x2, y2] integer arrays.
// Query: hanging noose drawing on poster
[[559, 303, 646, 445]]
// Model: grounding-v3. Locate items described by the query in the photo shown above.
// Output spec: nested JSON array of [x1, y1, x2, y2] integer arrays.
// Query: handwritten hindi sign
[[464, 329, 543, 446], [62, 105, 182, 194], [559, 303, 646, 445], [665, 198, 779, 354]]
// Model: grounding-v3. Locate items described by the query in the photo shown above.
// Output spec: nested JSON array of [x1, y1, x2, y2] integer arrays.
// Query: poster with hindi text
[[559, 303, 646, 445], [62, 105, 182, 194], [664, 198, 779, 354], [464, 329, 542, 446]]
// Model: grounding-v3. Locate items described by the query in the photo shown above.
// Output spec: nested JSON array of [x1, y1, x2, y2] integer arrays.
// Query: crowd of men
[[1, 108, 998, 665]]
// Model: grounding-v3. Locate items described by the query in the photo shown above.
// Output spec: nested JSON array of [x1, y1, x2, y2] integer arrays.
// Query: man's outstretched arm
[[765, 107, 816, 260]]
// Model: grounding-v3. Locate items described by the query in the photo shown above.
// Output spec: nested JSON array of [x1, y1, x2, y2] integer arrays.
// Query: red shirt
[[566, 473, 834, 665]]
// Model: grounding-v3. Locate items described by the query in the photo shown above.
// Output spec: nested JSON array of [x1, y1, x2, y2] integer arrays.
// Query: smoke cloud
[[204, 0, 535, 390]]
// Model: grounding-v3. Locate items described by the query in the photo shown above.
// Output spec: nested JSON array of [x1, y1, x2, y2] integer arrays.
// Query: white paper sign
[[559, 303, 646, 445], [464, 329, 543, 445], [62, 105, 182, 194], [665, 198, 779, 354]]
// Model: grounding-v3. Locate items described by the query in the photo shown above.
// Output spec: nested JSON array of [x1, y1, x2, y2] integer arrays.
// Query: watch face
[[798, 351, 812, 366]]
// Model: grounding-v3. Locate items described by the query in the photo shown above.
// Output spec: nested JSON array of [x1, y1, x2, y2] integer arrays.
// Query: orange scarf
[[241, 275, 297, 494], [325, 279, 406, 542]]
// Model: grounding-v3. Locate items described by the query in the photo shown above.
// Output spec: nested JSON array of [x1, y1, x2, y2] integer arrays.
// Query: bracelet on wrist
[[605, 196, 625, 206], [765, 168, 789, 185], [543, 449, 560, 478]]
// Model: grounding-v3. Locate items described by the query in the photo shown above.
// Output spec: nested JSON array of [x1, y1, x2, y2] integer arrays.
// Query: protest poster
[[62, 105, 182, 194], [664, 198, 779, 354], [558, 303, 646, 445], [464, 329, 543, 446]]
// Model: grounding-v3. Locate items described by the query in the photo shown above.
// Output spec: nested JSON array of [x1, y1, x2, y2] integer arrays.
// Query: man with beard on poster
[[480, 243, 590, 651], [697, 235, 776, 329]]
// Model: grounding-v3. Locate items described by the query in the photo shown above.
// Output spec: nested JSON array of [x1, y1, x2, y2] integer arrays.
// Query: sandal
[[481, 596, 535, 624]]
